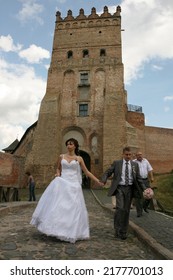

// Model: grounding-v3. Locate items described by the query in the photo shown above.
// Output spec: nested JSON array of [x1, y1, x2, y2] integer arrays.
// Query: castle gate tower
[[28, 6, 127, 187]]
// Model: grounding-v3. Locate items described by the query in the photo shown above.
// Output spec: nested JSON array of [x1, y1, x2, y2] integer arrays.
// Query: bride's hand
[[96, 180, 104, 187]]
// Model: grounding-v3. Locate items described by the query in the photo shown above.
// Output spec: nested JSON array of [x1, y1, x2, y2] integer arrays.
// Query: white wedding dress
[[30, 158, 90, 243]]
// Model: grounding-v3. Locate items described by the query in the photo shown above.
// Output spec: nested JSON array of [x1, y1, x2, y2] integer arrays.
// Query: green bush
[[154, 173, 173, 211]]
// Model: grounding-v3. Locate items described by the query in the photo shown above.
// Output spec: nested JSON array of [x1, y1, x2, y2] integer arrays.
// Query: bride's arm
[[55, 155, 62, 177], [78, 156, 103, 186]]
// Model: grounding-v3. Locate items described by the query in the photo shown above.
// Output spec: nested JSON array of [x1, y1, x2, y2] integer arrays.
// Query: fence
[[0, 186, 19, 202]]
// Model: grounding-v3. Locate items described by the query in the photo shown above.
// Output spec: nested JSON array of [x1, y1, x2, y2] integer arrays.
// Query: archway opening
[[80, 150, 90, 188]]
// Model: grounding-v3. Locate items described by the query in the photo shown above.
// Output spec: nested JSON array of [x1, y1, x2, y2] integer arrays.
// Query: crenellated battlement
[[56, 5, 121, 24], [52, 5, 122, 63]]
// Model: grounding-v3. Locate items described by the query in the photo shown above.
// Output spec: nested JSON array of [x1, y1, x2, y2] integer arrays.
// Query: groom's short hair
[[123, 146, 131, 153]]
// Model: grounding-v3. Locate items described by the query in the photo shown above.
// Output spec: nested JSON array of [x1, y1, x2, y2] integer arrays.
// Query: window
[[83, 49, 89, 58], [100, 49, 106, 56], [80, 72, 89, 85], [67, 50, 73, 59], [79, 104, 88, 116]]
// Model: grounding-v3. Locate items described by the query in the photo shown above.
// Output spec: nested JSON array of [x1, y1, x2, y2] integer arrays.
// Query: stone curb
[[129, 220, 173, 260], [91, 189, 173, 260], [0, 201, 36, 216]]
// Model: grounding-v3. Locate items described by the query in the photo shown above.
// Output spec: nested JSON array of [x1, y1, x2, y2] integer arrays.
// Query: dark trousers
[[29, 183, 36, 201], [135, 178, 150, 214], [143, 198, 151, 209], [114, 185, 132, 235], [135, 197, 143, 215]]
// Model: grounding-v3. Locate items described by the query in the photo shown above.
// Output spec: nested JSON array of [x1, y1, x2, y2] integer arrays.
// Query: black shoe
[[120, 233, 127, 240], [137, 213, 142, 217], [115, 231, 120, 238], [143, 208, 149, 213]]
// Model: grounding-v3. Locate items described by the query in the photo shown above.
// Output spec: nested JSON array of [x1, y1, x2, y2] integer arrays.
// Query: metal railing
[[127, 104, 142, 113]]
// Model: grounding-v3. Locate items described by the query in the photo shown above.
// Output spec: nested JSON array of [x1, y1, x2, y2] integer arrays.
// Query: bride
[[30, 138, 103, 243]]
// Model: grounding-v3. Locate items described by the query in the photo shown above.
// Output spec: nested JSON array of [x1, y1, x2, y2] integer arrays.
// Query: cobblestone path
[[0, 190, 158, 260]]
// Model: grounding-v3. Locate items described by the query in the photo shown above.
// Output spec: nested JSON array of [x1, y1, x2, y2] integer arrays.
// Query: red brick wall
[[144, 126, 173, 173], [0, 152, 26, 188], [127, 111, 173, 173], [127, 111, 145, 129]]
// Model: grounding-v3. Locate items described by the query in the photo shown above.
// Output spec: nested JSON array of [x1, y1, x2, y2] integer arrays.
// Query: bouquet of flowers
[[143, 188, 154, 200]]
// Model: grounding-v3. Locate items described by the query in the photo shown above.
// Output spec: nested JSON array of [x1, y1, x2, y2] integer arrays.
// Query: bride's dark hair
[[65, 138, 80, 155]]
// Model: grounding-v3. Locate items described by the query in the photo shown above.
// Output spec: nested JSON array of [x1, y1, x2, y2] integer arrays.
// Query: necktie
[[125, 161, 129, 186]]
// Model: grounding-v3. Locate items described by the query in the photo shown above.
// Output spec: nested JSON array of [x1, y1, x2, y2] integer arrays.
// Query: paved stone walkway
[[0, 190, 158, 260], [92, 189, 173, 260]]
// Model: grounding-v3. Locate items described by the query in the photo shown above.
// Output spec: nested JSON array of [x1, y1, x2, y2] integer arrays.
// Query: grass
[[153, 173, 173, 212]]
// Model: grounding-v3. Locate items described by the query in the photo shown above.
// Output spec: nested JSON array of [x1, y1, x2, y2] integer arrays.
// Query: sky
[[0, 0, 173, 151]]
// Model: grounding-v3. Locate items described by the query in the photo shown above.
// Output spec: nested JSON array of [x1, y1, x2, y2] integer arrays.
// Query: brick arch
[[88, 21, 93, 26], [95, 67, 105, 73], [62, 127, 86, 154], [65, 23, 71, 28], [72, 22, 78, 27], [104, 19, 111, 25], [57, 23, 63, 29], [96, 20, 102, 26], [63, 69, 75, 76]]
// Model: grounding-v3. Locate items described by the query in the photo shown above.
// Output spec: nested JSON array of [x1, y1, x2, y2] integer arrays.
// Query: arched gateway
[[80, 150, 91, 188]]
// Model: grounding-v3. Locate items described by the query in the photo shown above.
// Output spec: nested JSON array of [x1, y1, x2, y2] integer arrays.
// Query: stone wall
[[144, 126, 173, 173], [127, 111, 173, 173], [0, 152, 26, 188]]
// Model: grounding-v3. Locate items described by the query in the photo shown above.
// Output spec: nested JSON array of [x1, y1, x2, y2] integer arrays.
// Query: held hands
[[95, 180, 104, 187]]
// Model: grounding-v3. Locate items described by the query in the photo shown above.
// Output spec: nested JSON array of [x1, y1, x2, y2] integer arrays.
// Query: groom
[[101, 146, 146, 240]]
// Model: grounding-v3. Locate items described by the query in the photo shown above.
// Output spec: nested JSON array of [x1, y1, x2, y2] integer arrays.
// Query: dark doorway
[[80, 150, 90, 188]]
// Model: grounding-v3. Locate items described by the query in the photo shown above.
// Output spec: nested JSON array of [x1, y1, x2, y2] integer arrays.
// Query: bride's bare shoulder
[[58, 154, 64, 161], [77, 156, 83, 162]]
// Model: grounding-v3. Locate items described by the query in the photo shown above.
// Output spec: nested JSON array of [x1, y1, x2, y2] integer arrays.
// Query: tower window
[[100, 49, 106, 56], [80, 72, 89, 85], [67, 50, 73, 59], [79, 104, 88, 116], [83, 49, 89, 58]]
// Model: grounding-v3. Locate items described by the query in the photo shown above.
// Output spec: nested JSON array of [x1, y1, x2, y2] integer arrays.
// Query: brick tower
[[28, 5, 127, 187]]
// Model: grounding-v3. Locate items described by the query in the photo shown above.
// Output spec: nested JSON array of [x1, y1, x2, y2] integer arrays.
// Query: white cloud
[[56, 0, 67, 4], [164, 106, 170, 112], [45, 64, 50, 70], [16, 0, 44, 25], [0, 35, 50, 64], [0, 123, 25, 150], [164, 96, 173, 101], [0, 35, 22, 52], [119, 0, 173, 84], [152, 64, 163, 71], [0, 57, 46, 150], [0, 34, 50, 150], [19, 44, 50, 63]]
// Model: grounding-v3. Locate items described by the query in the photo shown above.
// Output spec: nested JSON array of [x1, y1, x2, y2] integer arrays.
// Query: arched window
[[67, 50, 73, 59], [83, 49, 89, 58]]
